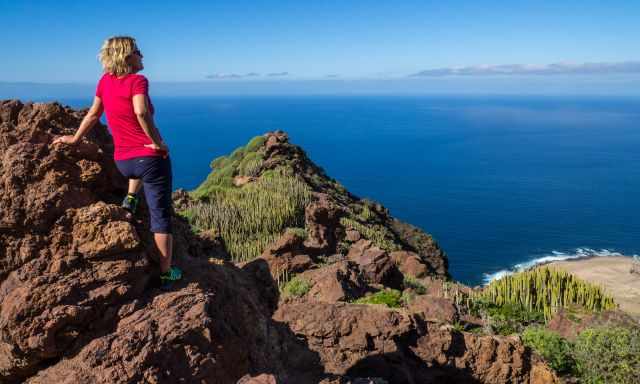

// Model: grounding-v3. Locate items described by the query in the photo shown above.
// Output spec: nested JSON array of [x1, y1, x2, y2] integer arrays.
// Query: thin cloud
[[206, 72, 261, 79], [325, 74, 340, 78], [267, 72, 289, 77], [410, 62, 640, 77]]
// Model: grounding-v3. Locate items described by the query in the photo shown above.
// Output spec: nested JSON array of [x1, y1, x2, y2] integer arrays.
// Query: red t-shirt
[[95, 73, 163, 160]]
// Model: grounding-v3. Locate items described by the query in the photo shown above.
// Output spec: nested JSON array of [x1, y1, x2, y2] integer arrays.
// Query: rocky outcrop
[[297, 260, 368, 303], [389, 219, 449, 278], [275, 302, 559, 384], [258, 230, 314, 279], [0, 100, 324, 384], [0, 100, 559, 384], [547, 308, 639, 340], [303, 194, 342, 254], [346, 239, 403, 289]]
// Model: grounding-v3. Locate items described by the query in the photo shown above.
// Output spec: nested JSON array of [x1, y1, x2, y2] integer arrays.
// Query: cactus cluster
[[476, 267, 616, 321], [184, 169, 313, 262]]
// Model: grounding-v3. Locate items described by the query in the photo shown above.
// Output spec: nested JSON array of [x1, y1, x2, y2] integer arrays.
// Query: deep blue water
[[55, 95, 640, 285]]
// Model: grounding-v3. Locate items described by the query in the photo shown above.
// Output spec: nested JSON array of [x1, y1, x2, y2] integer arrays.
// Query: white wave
[[481, 248, 636, 285]]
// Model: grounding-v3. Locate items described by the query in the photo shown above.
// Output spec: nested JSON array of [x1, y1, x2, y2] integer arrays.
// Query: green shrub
[[245, 135, 266, 152], [522, 327, 574, 373], [285, 227, 307, 239], [404, 276, 427, 295], [573, 326, 640, 384], [469, 298, 545, 335], [196, 136, 269, 197], [210, 155, 229, 170], [281, 276, 313, 298], [229, 146, 245, 161], [354, 289, 402, 308], [358, 203, 373, 221], [451, 321, 465, 333]]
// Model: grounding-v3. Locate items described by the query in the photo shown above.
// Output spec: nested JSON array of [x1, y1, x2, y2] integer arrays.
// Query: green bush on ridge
[[195, 135, 268, 198], [573, 326, 640, 384], [281, 276, 313, 298], [522, 327, 574, 373], [354, 289, 403, 308]]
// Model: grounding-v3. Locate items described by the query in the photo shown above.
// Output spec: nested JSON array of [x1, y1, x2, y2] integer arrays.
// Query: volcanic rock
[[0, 100, 325, 384], [407, 295, 459, 324], [303, 193, 342, 254], [347, 240, 403, 288], [0, 100, 559, 384], [297, 260, 368, 303]]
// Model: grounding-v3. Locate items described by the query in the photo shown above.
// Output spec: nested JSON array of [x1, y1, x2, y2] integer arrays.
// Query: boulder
[[347, 240, 402, 289], [390, 219, 449, 278], [410, 323, 560, 384], [390, 250, 429, 278], [258, 231, 313, 279], [303, 194, 342, 254], [275, 302, 559, 384], [298, 261, 368, 303], [274, 302, 413, 380], [547, 308, 639, 340], [408, 295, 458, 324]]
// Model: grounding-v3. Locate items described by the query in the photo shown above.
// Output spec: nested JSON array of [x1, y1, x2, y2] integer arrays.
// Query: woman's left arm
[[53, 96, 104, 145]]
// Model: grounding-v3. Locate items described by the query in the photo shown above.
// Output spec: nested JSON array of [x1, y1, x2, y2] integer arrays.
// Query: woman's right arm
[[133, 94, 168, 155], [53, 96, 103, 145]]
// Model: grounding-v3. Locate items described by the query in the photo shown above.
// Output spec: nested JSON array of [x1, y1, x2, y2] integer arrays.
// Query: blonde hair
[[98, 36, 138, 76]]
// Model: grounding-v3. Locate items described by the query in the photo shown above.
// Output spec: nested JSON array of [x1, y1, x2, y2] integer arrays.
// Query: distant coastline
[[482, 248, 637, 284]]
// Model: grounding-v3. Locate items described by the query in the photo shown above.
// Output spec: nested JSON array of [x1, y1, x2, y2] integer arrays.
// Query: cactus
[[185, 168, 313, 263], [475, 267, 616, 322]]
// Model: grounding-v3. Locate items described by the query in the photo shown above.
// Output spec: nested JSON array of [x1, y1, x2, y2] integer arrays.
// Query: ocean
[[54, 95, 640, 286]]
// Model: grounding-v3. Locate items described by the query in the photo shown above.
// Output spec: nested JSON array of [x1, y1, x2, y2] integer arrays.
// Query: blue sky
[[2, 1, 640, 94]]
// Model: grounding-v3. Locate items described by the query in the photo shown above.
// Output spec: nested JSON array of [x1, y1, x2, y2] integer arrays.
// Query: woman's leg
[[154, 233, 173, 273], [139, 156, 176, 275], [128, 178, 143, 195]]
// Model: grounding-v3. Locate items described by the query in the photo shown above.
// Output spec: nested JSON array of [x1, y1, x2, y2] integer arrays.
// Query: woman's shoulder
[[129, 73, 148, 81]]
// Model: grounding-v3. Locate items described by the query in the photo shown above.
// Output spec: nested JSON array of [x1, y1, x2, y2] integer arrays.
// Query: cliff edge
[[0, 100, 558, 384]]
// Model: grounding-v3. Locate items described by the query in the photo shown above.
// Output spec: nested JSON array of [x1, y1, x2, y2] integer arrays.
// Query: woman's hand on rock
[[52, 135, 78, 145]]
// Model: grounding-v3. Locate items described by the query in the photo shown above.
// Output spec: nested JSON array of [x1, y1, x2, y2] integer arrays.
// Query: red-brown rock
[[390, 250, 429, 278], [304, 194, 342, 254], [275, 302, 559, 384], [547, 308, 639, 341], [410, 324, 560, 384], [408, 295, 459, 324], [298, 261, 368, 303], [347, 240, 402, 288], [0, 101, 325, 384], [258, 231, 312, 279]]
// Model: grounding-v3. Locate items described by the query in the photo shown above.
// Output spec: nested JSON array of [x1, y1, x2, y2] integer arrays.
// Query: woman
[[53, 36, 182, 290]]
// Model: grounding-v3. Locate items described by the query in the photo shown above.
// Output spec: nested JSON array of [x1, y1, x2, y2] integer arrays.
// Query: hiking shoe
[[121, 193, 139, 215], [160, 266, 183, 291]]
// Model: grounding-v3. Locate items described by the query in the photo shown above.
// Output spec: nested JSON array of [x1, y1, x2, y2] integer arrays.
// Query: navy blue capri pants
[[115, 155, 173, 234]]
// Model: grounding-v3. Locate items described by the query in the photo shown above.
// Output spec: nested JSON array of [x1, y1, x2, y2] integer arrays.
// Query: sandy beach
[[546, 256, 640, 317]]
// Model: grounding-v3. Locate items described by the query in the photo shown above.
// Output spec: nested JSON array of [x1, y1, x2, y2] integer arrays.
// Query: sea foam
[[481, 248, 636, 285]]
